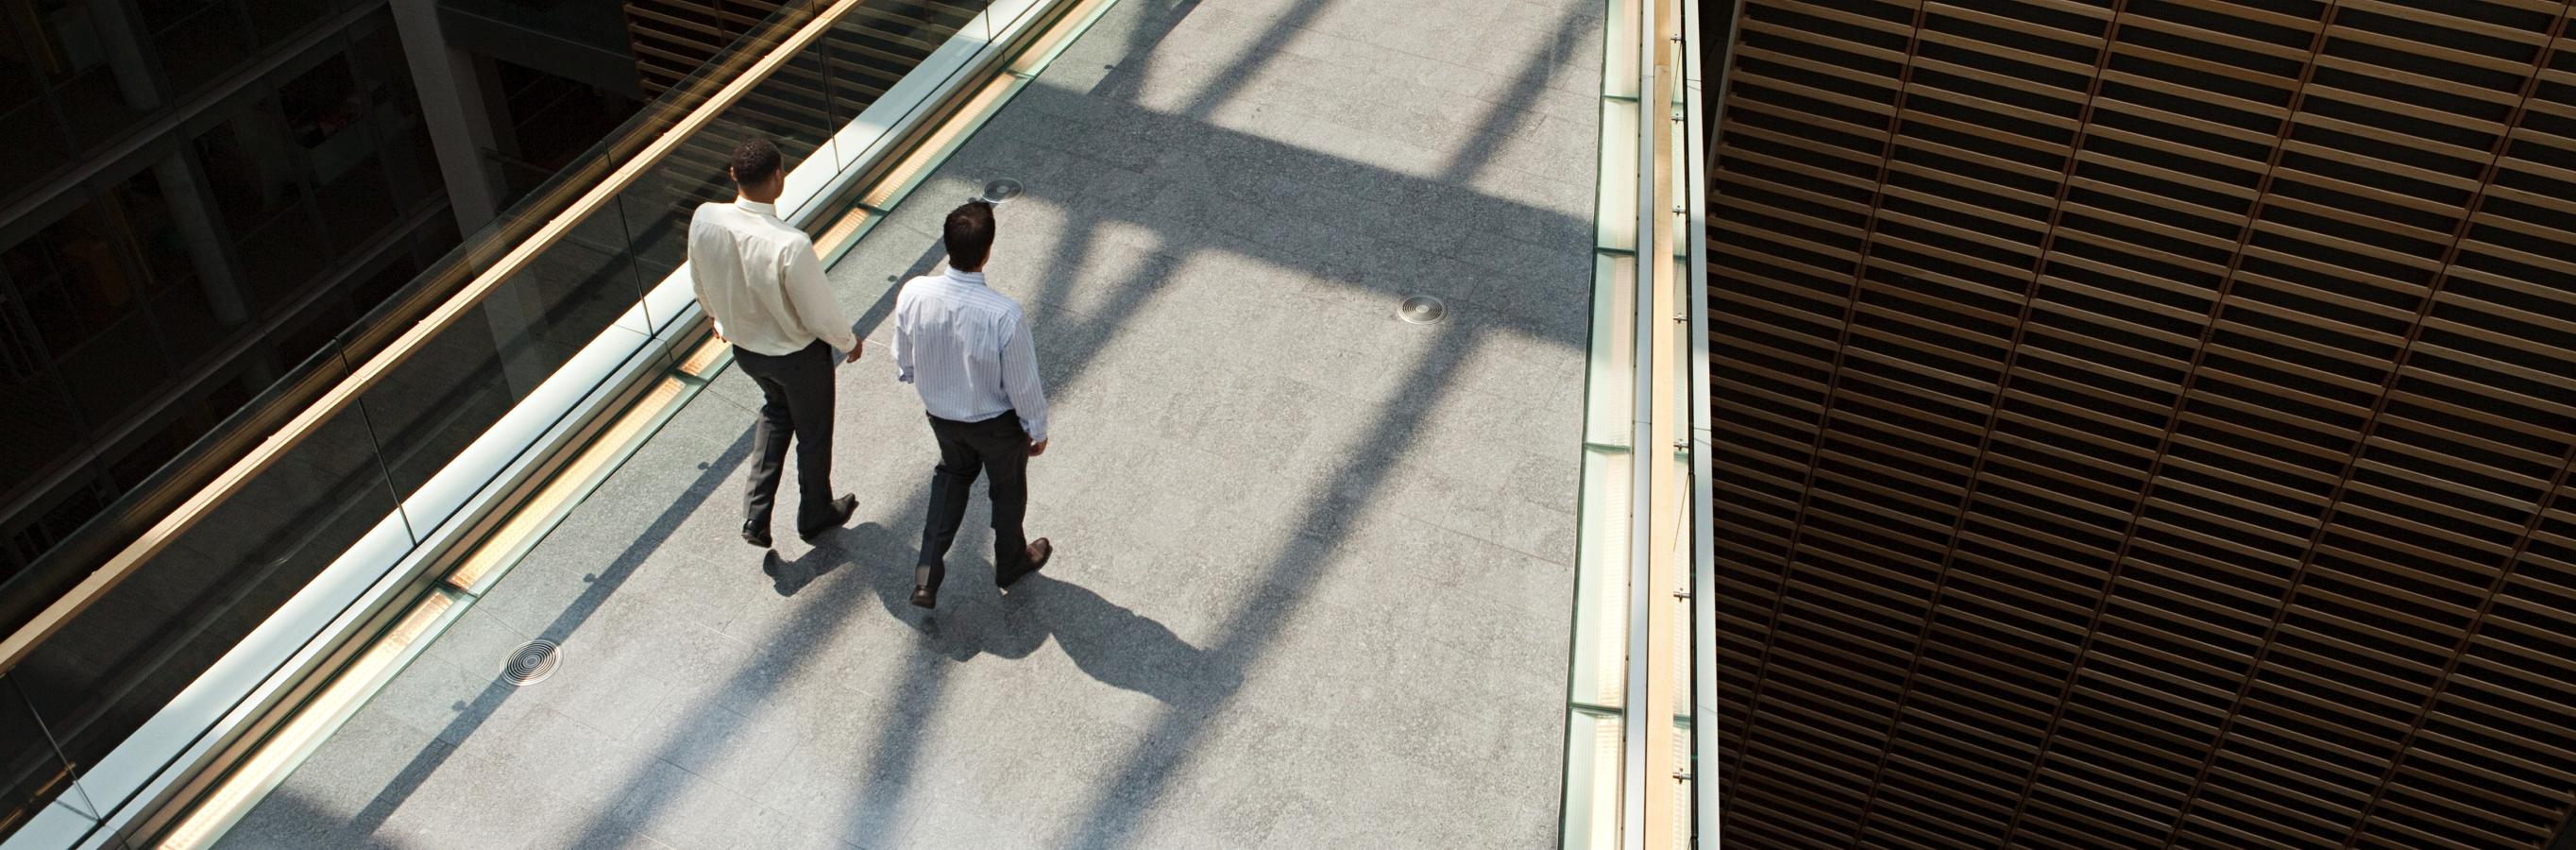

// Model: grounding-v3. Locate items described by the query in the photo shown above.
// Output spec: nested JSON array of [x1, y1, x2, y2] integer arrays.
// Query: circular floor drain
[[1398, 296, 1447, 324], [502, 640, 562, 687], [978, 178, 1024, 205]]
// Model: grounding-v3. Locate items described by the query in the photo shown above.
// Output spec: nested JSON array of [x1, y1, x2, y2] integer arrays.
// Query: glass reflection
[[0, 674, 92, 837]]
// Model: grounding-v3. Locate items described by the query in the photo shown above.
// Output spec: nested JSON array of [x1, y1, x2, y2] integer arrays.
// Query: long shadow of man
[[813, 524, 1232, 842], [841, 521, 1231, 706], [762, 540, 845, 597], [1011, 573, 1237, 708]]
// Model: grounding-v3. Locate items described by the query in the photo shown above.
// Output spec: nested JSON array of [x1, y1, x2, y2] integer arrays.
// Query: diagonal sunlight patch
[[280, 0, 1601, 845]]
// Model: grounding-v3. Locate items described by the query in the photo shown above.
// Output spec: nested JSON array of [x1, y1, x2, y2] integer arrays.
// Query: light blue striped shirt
[[890, 268, 1050, 442]]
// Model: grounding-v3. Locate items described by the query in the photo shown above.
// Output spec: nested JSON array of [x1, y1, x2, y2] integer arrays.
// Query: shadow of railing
[[286, 0, 1602, 844], [1050, 317, 1479, 848], [338, 422, 757, 834]]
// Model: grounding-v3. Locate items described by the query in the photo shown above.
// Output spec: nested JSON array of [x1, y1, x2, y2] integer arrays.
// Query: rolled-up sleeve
[[1000, 311, 1048, 442], [890, 286, 915, 384]]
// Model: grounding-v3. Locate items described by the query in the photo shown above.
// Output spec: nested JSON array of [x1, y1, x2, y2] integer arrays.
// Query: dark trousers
[[916, 411, 1030, 592], [736, 341, 838, 536]]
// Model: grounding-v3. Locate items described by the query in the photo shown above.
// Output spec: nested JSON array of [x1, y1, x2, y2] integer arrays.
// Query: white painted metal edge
[[1681, 0, 1718, 843], [153, 586, 471, 850], [1620, 0, 1663, 843]]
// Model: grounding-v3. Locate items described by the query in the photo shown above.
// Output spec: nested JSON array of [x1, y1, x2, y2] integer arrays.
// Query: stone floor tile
[[229, 0, 1597, 845]]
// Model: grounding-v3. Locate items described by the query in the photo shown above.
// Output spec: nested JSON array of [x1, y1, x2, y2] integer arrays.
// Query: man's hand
[[1027, 438, 1048, 458], [844, 344, 863, 363]]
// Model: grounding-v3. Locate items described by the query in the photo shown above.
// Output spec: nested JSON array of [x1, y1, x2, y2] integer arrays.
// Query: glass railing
[[0, 1, 1070, 844], [1561, 0, 1707, 847], [1562, 0, 1643, 842], [0, 677, 82, 841]]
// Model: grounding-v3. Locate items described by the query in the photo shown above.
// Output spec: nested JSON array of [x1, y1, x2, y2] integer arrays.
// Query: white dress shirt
[[687, 199, 857, 357], [890, 268, 1050, 441]]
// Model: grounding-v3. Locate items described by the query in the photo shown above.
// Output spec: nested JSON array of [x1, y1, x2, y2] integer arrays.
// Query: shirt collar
[[944, 267, 986, 286], [734, 198, 778, 218]]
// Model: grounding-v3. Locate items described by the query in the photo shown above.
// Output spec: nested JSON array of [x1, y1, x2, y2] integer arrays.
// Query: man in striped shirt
[[890, 200, 1053, 609]]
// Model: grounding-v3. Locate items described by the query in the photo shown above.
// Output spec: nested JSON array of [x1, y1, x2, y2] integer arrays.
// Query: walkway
[[218, 0, 1601, 846]]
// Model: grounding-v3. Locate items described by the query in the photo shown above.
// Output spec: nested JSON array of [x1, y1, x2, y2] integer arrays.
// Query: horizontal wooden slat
[[1715, 0, 2576, 847]]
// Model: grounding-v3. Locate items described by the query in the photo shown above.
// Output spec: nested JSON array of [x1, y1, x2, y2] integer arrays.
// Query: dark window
[[26, 0, 151, 146], [0, 10, 71, 201], [0, 308, 80, 496], [193, 94, 323, 310], [242, 0, 329, 50], [280, 54, 398, 257], [140, 0, 254, 99], [110, 168, 198, 298], [3, 197, 175, 426], [3, 201, 147, 358], [349, 21, 437, 211]]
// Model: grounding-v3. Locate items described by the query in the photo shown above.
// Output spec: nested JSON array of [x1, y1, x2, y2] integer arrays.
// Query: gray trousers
[[735, 341, 838, 536]]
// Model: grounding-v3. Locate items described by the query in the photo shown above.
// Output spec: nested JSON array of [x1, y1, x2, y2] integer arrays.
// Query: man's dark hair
[[730, 137, 783, 186], [944, 200, 995, 270]]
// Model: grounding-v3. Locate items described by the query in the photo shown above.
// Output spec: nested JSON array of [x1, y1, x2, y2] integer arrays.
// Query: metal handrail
[[1681, 0, 1719, 843], [1619, 1, 1696, 847], [0, 0, 883, 676]]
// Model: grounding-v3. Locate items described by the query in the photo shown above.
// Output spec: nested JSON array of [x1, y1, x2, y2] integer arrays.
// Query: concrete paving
[[216, 0, 1600, 846]]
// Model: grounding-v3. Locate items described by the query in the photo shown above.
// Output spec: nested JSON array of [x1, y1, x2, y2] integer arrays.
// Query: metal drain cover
[[502, 640, 561, 687], [977, 178, 1024, 205], [1398, 296, 1447, 324]]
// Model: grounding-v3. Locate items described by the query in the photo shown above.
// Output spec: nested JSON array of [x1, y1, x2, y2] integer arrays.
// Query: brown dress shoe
[[998, 538, 1052, 588], [799, 494, 859, 541]]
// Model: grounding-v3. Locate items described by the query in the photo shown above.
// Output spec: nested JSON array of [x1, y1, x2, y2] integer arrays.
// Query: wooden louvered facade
[[1703, 1, 2576, 847]]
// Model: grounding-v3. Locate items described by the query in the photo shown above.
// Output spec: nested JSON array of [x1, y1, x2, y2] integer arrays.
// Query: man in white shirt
[[890, 200, 1053, 608], [688, 137, 860, 549]]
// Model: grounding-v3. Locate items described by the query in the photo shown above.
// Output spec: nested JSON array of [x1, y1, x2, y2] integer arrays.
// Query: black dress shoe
[[798, 494, 859, 542], [910, 585, 938, 609], [742, 519, 771, 549], [998, 538, 1053, 589]]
